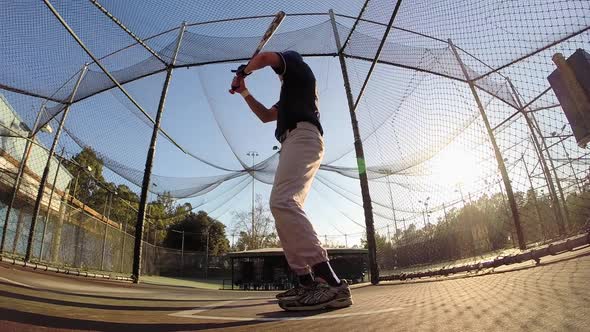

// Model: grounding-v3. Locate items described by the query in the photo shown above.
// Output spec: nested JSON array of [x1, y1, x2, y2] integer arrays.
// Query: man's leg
[[270, 123, 328, 275]]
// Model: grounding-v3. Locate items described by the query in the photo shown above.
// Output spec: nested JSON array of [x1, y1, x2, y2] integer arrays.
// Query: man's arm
[[243, 52, 283, 74], [243, 93, 278, 123], [231, 76, 277, 123]]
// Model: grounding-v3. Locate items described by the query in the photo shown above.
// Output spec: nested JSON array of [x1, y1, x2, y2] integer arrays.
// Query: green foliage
[[163, 211, 230, 255], [373, 187, 589, 270]]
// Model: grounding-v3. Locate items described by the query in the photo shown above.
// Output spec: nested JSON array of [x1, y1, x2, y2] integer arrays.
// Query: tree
[[163, 210, 230, 255], [64, 147, 105, 207], [232, 195, 280, 250]]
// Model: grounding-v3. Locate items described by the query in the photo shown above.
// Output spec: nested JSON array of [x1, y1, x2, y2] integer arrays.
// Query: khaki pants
[[270, 122, 328, 275]]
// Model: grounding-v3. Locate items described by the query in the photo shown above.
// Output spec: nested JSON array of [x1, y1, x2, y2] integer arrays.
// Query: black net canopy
[[1, 1, 588, 243]]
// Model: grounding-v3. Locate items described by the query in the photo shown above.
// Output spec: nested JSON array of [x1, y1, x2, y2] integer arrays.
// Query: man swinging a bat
[[229, 50, 352, 311]]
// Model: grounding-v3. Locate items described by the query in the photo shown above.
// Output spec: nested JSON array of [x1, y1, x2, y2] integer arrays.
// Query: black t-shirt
[[272, 51, 323, 141]]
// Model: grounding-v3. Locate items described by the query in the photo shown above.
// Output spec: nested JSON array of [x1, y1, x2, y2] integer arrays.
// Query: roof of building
[[227, 247, 368, 258]]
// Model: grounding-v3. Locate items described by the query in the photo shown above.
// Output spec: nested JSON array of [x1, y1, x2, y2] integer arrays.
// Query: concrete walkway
[[0, 246, 588, 331]]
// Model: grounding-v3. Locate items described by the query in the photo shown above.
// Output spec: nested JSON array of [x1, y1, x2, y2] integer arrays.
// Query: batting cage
[[0, 0, 589, 284]]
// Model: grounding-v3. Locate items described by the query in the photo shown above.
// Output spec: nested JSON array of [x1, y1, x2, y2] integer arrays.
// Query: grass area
[[141, 276, 226, 290]]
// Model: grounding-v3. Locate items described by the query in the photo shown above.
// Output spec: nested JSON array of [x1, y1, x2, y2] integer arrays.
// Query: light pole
[[246, 151, 258, 248], [455, 185, 466, 205], [418, 197, 430, 228], [72, 165, 93, 200]]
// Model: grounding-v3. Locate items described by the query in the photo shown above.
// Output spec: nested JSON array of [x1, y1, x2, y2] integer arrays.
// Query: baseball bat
[[230, 11, 286, 93]]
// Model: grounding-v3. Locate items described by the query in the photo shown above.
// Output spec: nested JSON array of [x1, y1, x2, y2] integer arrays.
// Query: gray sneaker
[[279, 280, 352, 311], [275, 285, 310, 301]]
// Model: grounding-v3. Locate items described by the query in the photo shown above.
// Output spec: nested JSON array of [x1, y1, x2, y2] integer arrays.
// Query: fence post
[[132, 22, 186, 283], [1, 106, 46, 253], [39, 147, 65, 260], [449, 40, 526, 250], [119, 219, 127, 273], [181, 230, 185, 276], [330, 9, 380, 284], [521, 155, 547, 240], [25, 65, 88, 262], [530, 113, 572, 233], [100, 192, 112, 271]]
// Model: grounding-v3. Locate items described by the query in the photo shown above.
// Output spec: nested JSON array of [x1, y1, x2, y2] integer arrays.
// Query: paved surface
[[0, 246, 589, 331]]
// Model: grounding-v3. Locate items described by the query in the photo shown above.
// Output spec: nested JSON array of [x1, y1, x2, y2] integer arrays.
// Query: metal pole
[[119, 220, 127, 273], [100, 192, 112, 270], [385, 174, 399, 240], [507, 79, 567, 235], [181, 230, 184, 276], [1, 106, 46, 252], [344, 234, 348, 248], [231, 257, 234, 290], [41, 0, 185, 153], [350, 1, 404, 112], [330, 9, 379, 284], [521, 155, 546, 240], [205, 226, 209, 279], [246, 151, 258, 248], [25, 65, 87, 262], [532, 112, 571, 233], [560, 140, 582, 193], [449, 40, 525, 250], [11, 211, 24, 254], [132, 22, 186, 283], [39, 147, 65, 260]]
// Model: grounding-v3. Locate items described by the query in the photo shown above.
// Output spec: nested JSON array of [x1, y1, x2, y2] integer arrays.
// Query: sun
[[431, 148, 481, 188]]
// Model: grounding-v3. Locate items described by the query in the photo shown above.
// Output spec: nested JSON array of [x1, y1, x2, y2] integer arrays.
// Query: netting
[[0, 1, 589, 281]]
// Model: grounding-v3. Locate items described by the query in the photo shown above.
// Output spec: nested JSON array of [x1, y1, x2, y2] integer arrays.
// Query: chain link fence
[[0, 1, 589, 283]]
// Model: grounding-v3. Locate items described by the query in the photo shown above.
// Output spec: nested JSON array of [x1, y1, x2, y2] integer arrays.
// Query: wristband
[[240, 89, 250, 98]]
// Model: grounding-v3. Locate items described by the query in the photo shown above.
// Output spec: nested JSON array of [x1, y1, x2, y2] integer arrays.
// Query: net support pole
[[119, 219, 127, 273], [351, 1, 404, 112], [520, 155, 546, 239], [25, 65, 88, 262], [1, 106, 45, 253], [132, 22, 186, 283], [530, 113, 571, 232], [329, 9, 379, 284], [39, 147, 65, 260], [100, 192, 112, 271], [449, 40, 526, 250], [42, 0, 185, 153], [507, 79, 567, 235]]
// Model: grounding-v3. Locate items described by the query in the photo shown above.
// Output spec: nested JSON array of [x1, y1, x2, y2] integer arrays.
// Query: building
[[0, 94, 74, 213], [227, 247, 368, 290]]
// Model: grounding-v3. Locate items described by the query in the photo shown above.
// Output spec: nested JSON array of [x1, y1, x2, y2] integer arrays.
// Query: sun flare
[[432, 148, 480, 188]]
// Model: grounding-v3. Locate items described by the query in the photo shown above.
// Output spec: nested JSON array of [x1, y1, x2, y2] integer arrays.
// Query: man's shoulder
[[280, 50, 304, 64]]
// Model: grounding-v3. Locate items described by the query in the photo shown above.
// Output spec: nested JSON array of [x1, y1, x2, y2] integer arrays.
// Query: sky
[[2, 1, 588, 248]]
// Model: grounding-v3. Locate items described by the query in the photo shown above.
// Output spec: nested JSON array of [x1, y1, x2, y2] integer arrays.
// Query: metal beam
[[338, 0, 370, 54], [474, 26, 590, 81], [330, 9, 379, 284], [449, 40, 526, 250], [41, 0, 186, 154], [352, 0, 404, 113], [507, 79, 567, 235], [132, 22, 186, 283], [89, 0, 168, 66], [0, 107, 46, 253], [25, 65, 88, 262], [0, 84, 65, 104]]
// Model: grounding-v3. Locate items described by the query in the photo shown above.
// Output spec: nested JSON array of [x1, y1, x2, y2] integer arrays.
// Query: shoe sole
[[279, 296, 353, 311]]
